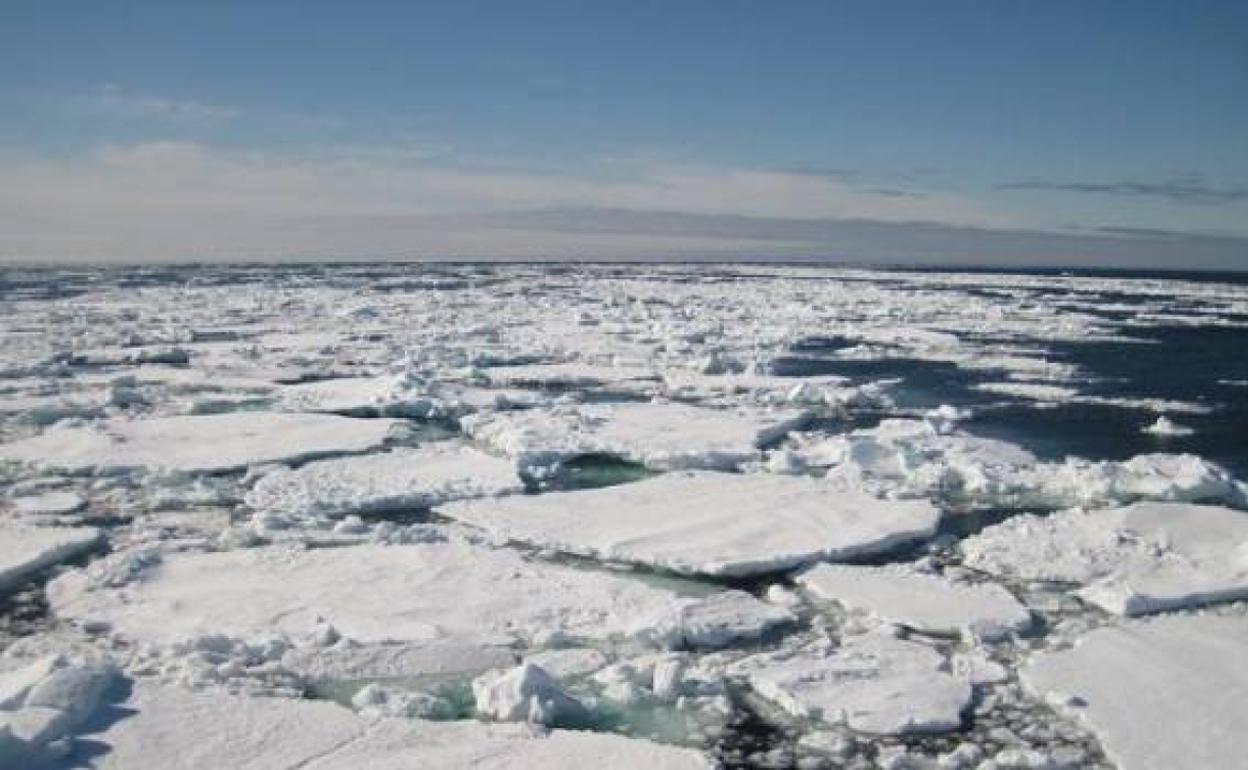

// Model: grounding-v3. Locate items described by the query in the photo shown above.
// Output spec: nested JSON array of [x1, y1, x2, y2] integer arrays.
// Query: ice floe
[[244, 443, 523, 524], [962, 501, 1248, 615], [733, 633, 972, 735], [1022, 614, 1248, 770], [0, 412, 398, 474], [48, 541, 781, 650], [441, 470, 941, 576], [0, 656, 118, 765], [0, 525, 101, 594], [797, 563, 1032, 641], [461, 402, 809, 473]]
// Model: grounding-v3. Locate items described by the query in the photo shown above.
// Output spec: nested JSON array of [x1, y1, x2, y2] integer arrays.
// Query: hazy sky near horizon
[[2, 1, 1246, 267]]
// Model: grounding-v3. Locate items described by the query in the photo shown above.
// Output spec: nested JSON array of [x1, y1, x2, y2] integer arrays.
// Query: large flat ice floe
[[82, 681, 712, 769], [461, 402, 809, 472], [0, 525, 101, 594], [733, 633, 972, 735], [1022, 615, 1248, 770], [797, 563, 1032, 641], [0, 412, 398, 474], [47, 542, 783, 650], [244, 443, 524, 522], [440, 471, 941, 577], [961, 501, 1248, 616]]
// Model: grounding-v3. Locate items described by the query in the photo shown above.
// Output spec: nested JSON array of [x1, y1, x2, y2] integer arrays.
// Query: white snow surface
[[1022, 614, 1248, 770], [47, 541, 780, 649], [962, 501, 1248, 615], [244, 443, 523, 521], [0, 412, 398, 474], [797, 563, 1032, 641], [734, 633, 972, 735], [82, 680, 713, 769], [441, 470, 941, 576], [0, 525, 102, 594], [461, 402, 809, 472]]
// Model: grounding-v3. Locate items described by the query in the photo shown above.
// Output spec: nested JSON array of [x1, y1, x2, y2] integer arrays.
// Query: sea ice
[[734, 633, 972, 735], [441, 471, 941, 576], [1141, 415, 1194, 437], [460, 402, 809, 473], [0, 412, 399, 474], [472, 662, 589, 724], [797, 563, 1032, 641], [80, 680, 713, 769], [8, 491, 87, 518], [962, 501, 1248, 615], [48, 541, 778, 650], [244, 443, 523, 523], [1022, 614, 1248, 770], [0, 525, 102, 594]]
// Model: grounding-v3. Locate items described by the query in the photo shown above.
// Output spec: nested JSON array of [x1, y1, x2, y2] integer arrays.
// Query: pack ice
[[962, 501, 1248, 615], [47, 541, 787, 650], [440, 470, 941, 576], [1022, 614, 1248, 770], [0, 412, 397, 474], [460, 402, 809, 473], [0, 525, 101, 595]]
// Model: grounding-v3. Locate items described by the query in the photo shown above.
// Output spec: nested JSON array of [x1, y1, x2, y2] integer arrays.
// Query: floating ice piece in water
[[962, 501, 1248, 616], [244, 443, 523, 522], [441, 471, 941, 577], [9, 491, 86, 517], [1022, 614, 1248, 770], [974, 382, 1081, 402], [629, 590, 795, 648], [461, 402, 809, 473], [797, 564, 1032, 641], [48, 541, 763, 650], [0, 412, 398, 474], [478, 362, 658, 389], [282, 638, 516, 683], [473, 663, 589, 725], [83, 680, 712, 769], [734, 633, 972, 735], [1141, 416, 1194, 438], [0, 525, 101, 594]]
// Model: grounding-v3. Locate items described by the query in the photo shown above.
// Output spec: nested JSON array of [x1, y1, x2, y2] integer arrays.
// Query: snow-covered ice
[[1022, 614, 1248, 770], [461, 402, 809, 473], [0, 412, 398, 474], [441, 470, 942, 576], [797, 563, 1032, 641], [0, 525, 101, 594], [244, 443, 523, 522], [962, 501, 1248, 615]]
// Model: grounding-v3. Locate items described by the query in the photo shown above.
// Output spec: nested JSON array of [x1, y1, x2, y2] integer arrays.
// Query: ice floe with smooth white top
[[778, 418, 1246, 509], [244, 443, 523, 523], [733, 633, 972, 735], [0, 412, 398, 474], [461, 402, 809, 473], [962, 501, 1248, 615], [441, 470, 941, 577], [1022, 614, 1248, 770], [78, 680, 712, 769], [0, 525, 101, 594], [797, 563, 1032, 641], [48, 541, 784, 650]]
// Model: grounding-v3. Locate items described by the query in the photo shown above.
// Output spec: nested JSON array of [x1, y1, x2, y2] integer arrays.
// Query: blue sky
[[2, 0, 1246, 266]]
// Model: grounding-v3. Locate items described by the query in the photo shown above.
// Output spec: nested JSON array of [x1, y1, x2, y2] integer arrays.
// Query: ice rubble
[[244, 443, 523, 523], [777, 418, 1246, 509], [472, 663, 589, 725], [0, 656, 118, 764], [962, 501, 1248, 615], [797, 563, 1032, 641], [1141, 415, 1194, 437], [733, 633, 972, 735], [78, 680, 713, 769], [1022, 614, 1248, 770], [8, 491, 86, 518], [477, 362, 658, 389], [460, 402, 809, 473], [441, 471, 941, 577], [0, 412, 398, 474], [47, 541, 785, 650], [0, 525, 101, 594]]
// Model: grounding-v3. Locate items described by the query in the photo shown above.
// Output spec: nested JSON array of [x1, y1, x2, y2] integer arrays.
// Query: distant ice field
[[1, 262, 1246, 770]]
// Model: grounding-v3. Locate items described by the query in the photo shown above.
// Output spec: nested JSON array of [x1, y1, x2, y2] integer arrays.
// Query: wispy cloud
[[997, 176, 1248, 205], [70, 84, 240, 128]]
